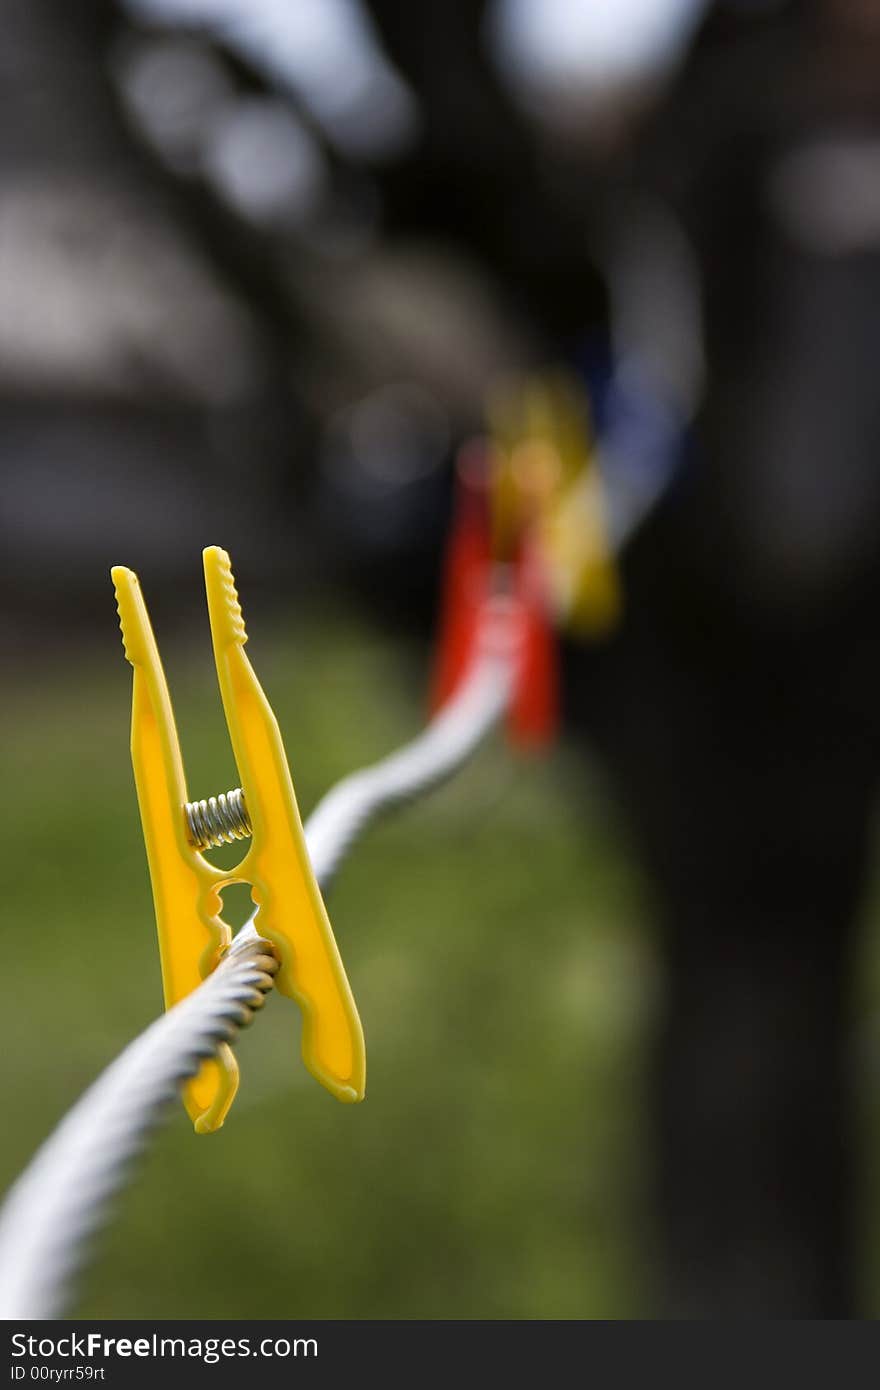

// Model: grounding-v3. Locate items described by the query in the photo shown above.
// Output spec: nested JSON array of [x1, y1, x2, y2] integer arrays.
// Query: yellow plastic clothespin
[[531, 374, 621, 636], [112, 546, 365, 1133], [487, 370, 622, 636]]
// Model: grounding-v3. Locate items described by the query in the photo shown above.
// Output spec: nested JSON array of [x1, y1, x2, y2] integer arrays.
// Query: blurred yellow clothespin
[[112, 546, 365, 1133], [486, 370, 622, 636]]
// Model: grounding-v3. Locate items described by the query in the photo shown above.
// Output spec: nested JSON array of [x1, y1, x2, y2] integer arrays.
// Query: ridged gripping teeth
[[205, 546, 248, 647], [110, 566, 151, 668]]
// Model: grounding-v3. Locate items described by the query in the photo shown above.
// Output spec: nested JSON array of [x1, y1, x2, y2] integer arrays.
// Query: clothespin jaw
[[112, 548, 365, 1134], [202, 547, 365, 1105], [429, 439, 494, 714], [111, 565, 239, 1133], [507, 533, 560, 749]]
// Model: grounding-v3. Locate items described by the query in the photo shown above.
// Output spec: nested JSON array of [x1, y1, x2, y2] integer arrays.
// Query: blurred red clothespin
[[507, 527, 560, 748], [429, 437, 560, 749]]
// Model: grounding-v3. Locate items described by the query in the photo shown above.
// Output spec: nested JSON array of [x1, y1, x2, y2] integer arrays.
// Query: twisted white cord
[[0, 640, 513, 1321], [303, 645, 513, 889], [0, 935, 279, 1322]]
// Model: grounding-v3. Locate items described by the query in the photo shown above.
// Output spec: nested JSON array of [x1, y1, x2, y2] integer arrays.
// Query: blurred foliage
[[4, 601, 880, 1318]]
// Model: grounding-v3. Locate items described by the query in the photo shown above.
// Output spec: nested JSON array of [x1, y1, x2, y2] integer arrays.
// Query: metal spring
[[185, 787, 252, 851]]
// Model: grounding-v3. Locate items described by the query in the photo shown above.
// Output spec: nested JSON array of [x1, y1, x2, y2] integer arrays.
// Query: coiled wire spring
[[185, 787, 252, 851]]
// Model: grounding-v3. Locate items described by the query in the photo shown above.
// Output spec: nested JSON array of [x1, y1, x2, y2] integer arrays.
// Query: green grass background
[[2, 604, 879, 1318]]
